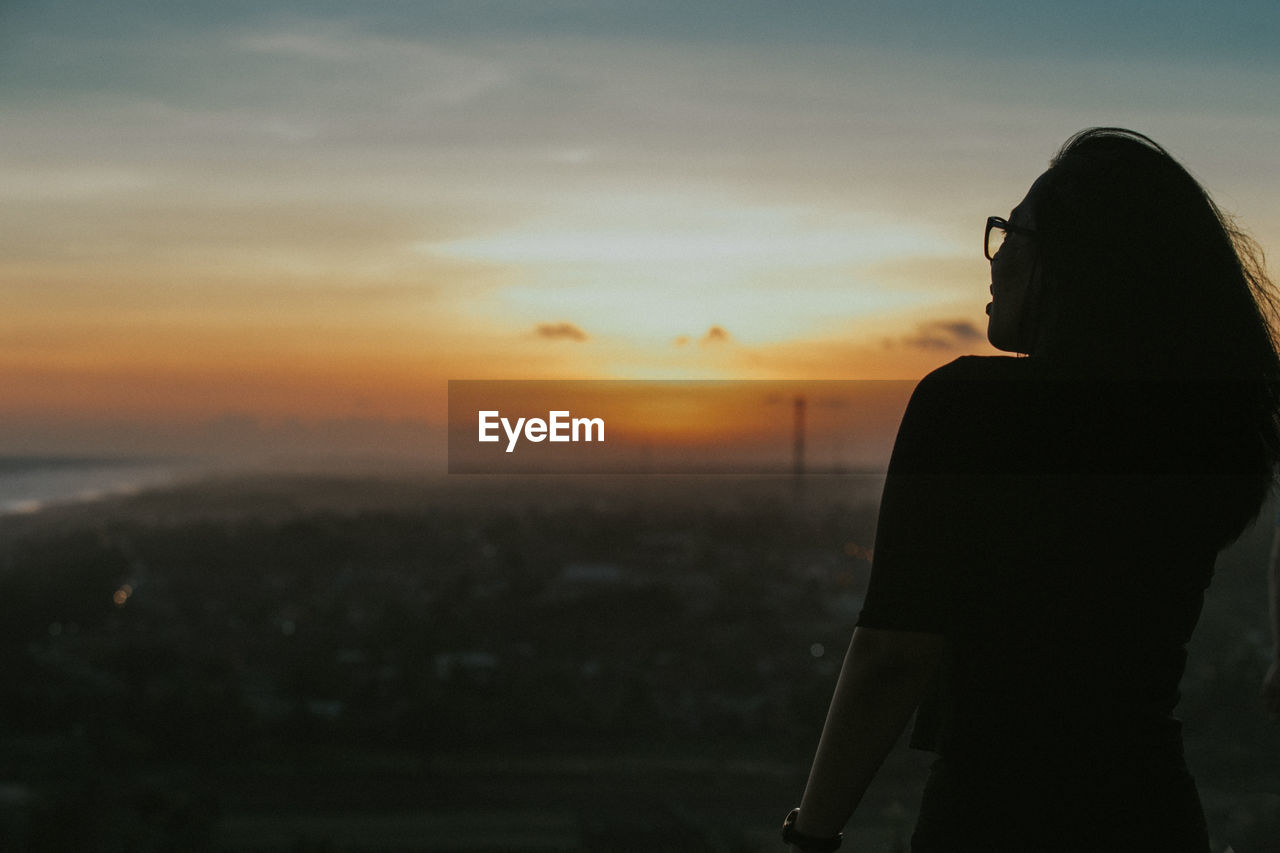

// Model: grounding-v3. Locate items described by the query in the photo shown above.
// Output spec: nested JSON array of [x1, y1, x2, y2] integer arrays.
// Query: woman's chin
[[986, 305, 1021, 352], [987, 321, 1019, 353]]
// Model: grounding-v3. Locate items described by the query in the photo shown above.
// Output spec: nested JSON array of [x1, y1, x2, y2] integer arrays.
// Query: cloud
[[894, 319, 983, 351], [233, 26, 510, 107], [701, 325, 731, 345], [534, 322, 588, 342]]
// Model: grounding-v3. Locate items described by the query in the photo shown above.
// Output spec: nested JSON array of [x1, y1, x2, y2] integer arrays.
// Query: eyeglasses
[[985, 216, 1037, 261]]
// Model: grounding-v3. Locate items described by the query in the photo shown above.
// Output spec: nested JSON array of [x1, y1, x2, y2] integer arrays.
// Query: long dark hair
[[1028, 127, 1280, 534]]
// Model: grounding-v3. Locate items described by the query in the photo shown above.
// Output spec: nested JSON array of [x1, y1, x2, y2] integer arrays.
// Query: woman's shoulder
[[890, 358, 1023, 461], [920, 355, 1028, 384], [909, 356, 1030, 412], [895, 357, 1044, 462]]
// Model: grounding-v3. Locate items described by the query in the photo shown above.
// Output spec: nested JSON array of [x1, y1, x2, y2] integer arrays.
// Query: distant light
[[843, 541, 872, 561], [810, 643, 825, 658], [112, 588, 129, 606]]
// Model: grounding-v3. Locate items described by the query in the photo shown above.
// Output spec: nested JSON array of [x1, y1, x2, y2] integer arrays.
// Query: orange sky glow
[[3, 5, 1278, 463]]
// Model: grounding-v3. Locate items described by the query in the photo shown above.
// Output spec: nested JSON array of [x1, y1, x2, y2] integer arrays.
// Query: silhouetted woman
[[782, 129, 1280, 852]]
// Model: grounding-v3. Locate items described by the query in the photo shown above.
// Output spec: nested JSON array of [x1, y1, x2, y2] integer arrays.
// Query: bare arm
[[1264, 526, 1280, 716], [791, 626, 945, 840]]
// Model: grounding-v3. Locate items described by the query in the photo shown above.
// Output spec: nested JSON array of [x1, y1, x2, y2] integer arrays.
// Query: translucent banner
[[448, 380, 914, 474]]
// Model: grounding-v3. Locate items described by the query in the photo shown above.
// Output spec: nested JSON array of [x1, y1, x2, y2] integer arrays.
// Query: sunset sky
[[2, 1, 1279, 459]]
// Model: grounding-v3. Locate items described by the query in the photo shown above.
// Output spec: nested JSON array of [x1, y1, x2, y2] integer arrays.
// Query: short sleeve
[[856, 361, 986, 634]]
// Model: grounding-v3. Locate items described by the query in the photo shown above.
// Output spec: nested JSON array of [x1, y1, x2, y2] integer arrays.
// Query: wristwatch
[[781, 808, 843, 852]]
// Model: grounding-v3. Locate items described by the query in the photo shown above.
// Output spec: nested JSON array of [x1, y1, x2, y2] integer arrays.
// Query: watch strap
[[781, 807, 843, 852]]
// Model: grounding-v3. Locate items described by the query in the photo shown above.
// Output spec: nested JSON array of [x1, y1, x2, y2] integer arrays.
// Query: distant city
[[0, 472, 1275, 851]]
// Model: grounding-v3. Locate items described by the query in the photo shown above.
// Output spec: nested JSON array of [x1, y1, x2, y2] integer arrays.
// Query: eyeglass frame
[[985, 216, 1038, 261]]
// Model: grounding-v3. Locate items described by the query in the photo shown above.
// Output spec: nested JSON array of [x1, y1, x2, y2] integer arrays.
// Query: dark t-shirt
[[858, 355, 1260, 763]]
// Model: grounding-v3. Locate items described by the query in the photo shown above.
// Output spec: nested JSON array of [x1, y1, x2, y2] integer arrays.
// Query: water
[[0, 456, 195, 515]]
